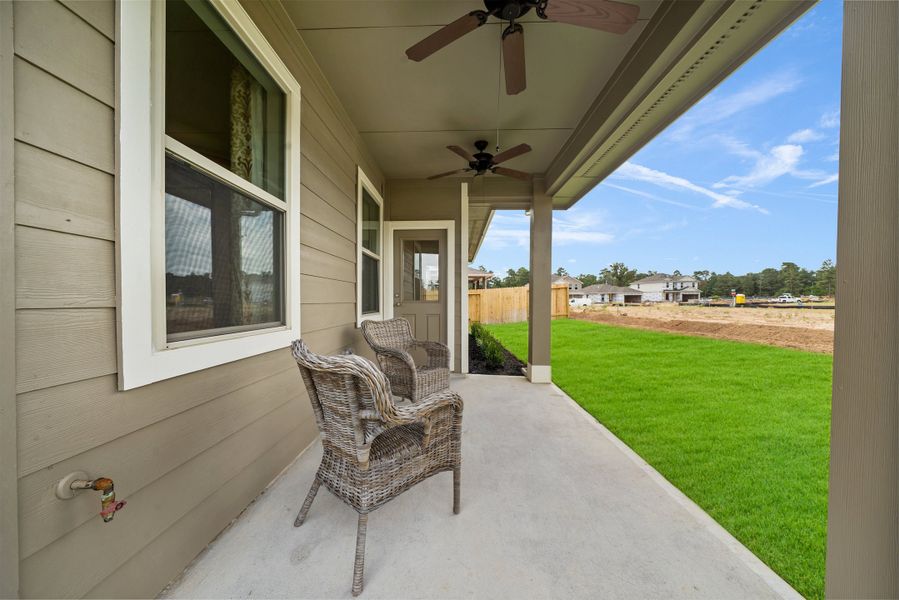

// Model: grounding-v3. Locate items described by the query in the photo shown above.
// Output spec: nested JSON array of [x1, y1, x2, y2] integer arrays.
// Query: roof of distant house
[[552, 274, 583, 285], [580, 284, 643, 295], [467, 267, 493, 278], [632, 273, 697, 284]]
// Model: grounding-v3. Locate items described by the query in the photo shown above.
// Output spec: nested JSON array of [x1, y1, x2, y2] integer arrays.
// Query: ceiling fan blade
[[428, 169, 469, 180], [492, 143, 532, 165], [405, 11, 488, 62], [502, 24, 526, 95], [543, 0, 640, 35], [492, 166, 532, 181], [447, 145, 476, 162]]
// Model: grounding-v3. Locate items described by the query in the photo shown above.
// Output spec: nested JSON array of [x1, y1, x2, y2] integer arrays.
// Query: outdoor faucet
[[55, 471, 127, 522]]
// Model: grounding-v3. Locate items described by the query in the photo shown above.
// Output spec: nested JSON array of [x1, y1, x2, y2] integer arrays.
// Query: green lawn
[[487, 319, 831, 600]]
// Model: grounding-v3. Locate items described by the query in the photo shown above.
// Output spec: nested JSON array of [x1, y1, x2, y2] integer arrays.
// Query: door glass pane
[[361, 189, 379, 254], [166, 0, 286, 198], [165, 153, 283, 340], [361, 253, 379, 314], [402, 240, 440, 302]]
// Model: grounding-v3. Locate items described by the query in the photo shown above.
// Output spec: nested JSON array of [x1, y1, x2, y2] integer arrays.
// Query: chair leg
[[352, 513, 368, 596], [294, 478, 321, 527], [453, 466, 461, 515]]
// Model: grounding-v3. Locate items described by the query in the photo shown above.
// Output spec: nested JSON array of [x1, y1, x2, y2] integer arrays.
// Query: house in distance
[[632, 274, 702, 302]]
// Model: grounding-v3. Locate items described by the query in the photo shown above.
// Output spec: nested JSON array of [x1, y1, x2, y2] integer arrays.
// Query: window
[[357, 168, 384, 325], [401, 240, 440, 302], [117, 0, 301, 389]]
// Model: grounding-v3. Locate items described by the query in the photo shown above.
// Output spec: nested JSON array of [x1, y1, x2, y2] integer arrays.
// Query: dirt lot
[[571, 303, 834, 353]]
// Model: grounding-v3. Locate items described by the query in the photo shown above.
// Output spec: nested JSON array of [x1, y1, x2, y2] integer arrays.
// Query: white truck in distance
[[775, 294, 797, 303]]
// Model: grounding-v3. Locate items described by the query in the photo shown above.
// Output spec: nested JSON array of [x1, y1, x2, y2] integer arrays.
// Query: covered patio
[[162, 375, 798, 599]]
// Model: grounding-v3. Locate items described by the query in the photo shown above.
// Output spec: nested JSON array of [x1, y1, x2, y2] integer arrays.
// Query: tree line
[[473, 259, 837, 297]]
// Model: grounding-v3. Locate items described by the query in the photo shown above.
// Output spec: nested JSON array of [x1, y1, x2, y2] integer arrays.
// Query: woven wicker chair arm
[[410, 340, 450, 368], [391, 390, 462, 424], [374, 346, 415, 369]]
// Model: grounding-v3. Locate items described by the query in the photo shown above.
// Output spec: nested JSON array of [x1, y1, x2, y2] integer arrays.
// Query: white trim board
[[527, 364, 552, 384], [460, 183, 469, 374], [384, 220, 456, 371], [116, 0, 302, 390]]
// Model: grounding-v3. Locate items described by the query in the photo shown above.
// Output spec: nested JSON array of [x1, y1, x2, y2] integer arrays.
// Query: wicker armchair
[[361, 318, 450, 402], [290, 340, 463, 596]]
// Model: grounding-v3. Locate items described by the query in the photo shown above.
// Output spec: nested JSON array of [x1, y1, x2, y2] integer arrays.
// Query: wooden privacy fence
[[468, 285, 569, 325]]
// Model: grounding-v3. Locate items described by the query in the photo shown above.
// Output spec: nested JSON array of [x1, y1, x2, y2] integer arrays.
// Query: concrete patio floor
[[161, 374, 800, 599]]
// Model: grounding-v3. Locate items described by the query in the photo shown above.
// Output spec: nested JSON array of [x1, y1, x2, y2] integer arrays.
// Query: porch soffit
[[282, 0, 663, 181]]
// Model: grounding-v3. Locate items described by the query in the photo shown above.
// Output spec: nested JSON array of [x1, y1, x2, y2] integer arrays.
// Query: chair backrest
[[291, 340, 395, 463], [360, 317, 415, 351]]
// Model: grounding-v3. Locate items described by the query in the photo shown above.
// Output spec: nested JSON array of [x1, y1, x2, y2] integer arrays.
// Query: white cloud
[[668, 71, 800, 140], [786, 128, 825, 143], [603, 182, 703, 210], [716, 144, 804, 188], [552, 210, 615, 244], [482, 209, 614, 249], [808, 173, 838, 188], [613, 162, 768, 214], [819, 109, 840, 128], [706, 134, 762, 159]]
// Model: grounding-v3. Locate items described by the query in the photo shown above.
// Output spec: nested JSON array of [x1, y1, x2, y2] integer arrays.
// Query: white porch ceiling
[[282, 1, 662, 180]]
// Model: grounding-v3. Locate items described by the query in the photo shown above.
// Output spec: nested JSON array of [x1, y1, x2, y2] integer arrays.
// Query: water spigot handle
[[62, 475, 127, 522]]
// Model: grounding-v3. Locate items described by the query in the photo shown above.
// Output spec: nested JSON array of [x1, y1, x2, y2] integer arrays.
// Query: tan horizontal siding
[[14, 141, 114, 240], [16, 308, 117, 393], [13, 0, 114, 106], [301, 215, 355, 262], [20, 399, 305, 599], [58, 0, 115, 41], [13, 0, 386, 596], [303, 104, 357, 180], [19, 367, 302, 559], [83, 427, 309, 599], [302, 123, 356, 198], [13, 57, 113, 173], [301, 302, 356, 334], [302, 275, 355, 305], [300, 322, 360, 355], [15, 226, 115, 309], [302, 155, 355, 221], [301, 244, 355, 282], [16, 349, 296, 477], [301, 183, 355, 241]]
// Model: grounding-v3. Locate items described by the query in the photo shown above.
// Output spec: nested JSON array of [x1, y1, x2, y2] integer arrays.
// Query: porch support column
[[826, 2, 898, 597], [527, 178, 552, 383]]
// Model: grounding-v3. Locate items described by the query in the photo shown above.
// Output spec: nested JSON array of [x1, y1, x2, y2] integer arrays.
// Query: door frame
[[384, 220, 455, 371]]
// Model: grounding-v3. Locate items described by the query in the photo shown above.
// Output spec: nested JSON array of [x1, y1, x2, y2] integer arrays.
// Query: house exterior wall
[[7, 1, 383, 597], [632, 278, 699, 302], [384, 179, 465, 372]]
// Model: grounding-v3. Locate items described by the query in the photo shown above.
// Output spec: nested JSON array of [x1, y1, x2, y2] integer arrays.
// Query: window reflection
[[165, 154, 283, 340], [402, 240, 440, 302]]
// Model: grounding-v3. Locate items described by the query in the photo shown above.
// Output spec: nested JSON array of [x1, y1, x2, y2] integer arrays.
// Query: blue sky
[[475, 1, 842, 278]]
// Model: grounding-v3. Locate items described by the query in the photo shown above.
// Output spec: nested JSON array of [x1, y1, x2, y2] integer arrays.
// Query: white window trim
[[356, 167, 385, 326], [383, 220, 456, 371], [116, 0, 301, 390]]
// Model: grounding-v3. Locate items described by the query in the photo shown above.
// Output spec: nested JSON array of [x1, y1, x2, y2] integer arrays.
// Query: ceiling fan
[[428, 140, 533, 181], [405, 0, 641, 95]]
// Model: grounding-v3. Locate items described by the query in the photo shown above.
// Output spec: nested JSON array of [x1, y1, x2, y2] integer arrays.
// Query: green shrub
[[470, 322, 506, 369]]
